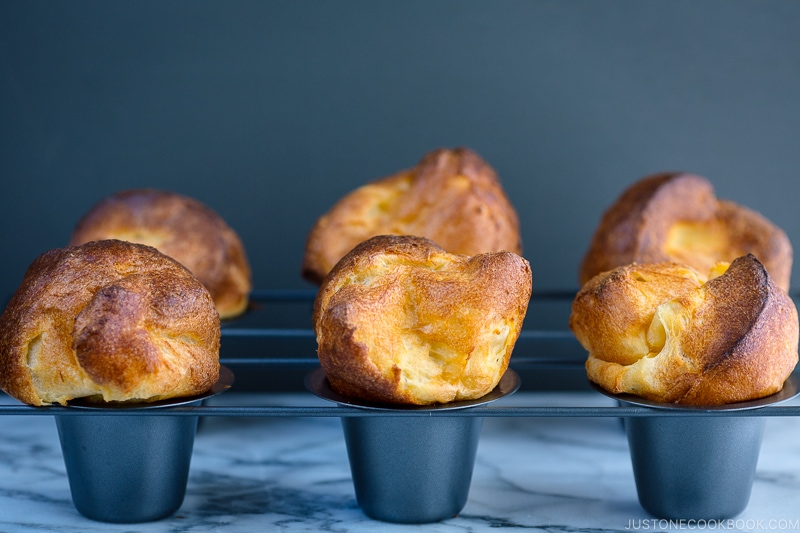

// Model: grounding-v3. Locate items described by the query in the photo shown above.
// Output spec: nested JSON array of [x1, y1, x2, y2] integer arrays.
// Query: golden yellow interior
[[663, 221, 732, 274]]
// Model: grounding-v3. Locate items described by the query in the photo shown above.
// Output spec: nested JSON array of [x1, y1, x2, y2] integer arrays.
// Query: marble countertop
[[2, 390, 800, 533]]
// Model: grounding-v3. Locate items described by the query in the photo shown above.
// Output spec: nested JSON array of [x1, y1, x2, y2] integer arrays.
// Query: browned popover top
[[0, 239, 221, 406], [313, 235, 532, 405], [571, 255, 798, 405], [70, 189, 251, 319], [579, 172, 792, 292], [302, 147, 522, 284]]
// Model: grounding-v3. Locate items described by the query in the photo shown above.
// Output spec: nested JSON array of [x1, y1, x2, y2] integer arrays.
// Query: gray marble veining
[[1, 391, 800, 533]]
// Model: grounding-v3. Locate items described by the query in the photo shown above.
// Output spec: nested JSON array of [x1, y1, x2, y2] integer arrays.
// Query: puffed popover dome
[[303, 147, 522, 285], [70, 188, 252, 319], [580, 172, 792, 292], [313, 235, 532, 405], [571, 255, 798, 405], [0, 240, 221, 406]]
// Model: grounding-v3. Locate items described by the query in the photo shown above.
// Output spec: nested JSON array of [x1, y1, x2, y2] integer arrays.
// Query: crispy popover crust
[[579, 173, 792, 292], [302, 147, 522, 285], [0, 240, 221, 406], [313, 235, 532, 405], [570, 255, 798, 405], [70, 189, 251, 319]]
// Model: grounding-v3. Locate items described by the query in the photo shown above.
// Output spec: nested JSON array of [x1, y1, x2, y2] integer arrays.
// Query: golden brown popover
[[70, 189, 251, 319], [570, 255, 798, 405], [579, 173, 792, 292], [313, 235, 532, 405], [0, 240, 221, 406], [302, 147, 522, 284]]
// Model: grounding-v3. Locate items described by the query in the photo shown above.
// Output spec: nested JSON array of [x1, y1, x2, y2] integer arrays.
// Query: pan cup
[[54, 365, 234, 523], [306, 367, 520, 524], [626, 413, 763, 520], [593, 374, 800, 520]]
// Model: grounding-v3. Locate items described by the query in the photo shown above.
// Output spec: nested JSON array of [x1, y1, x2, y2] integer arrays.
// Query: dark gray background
[[2, 0, 799, 304]]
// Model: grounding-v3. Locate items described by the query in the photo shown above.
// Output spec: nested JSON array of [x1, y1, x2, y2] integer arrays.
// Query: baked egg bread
[[570, 254, 798, 405], [579, 172, 792, 292], [302, 147, 522, 284], [0, 240, 221, 406], [70, 189, 251, 319], [313, 235, 532, 405]]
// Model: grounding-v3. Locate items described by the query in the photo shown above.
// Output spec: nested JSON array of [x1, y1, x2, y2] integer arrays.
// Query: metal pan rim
[[305, 366, 520, 412], [61, 364, 235, 410], [590, 372, 800, 412]]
